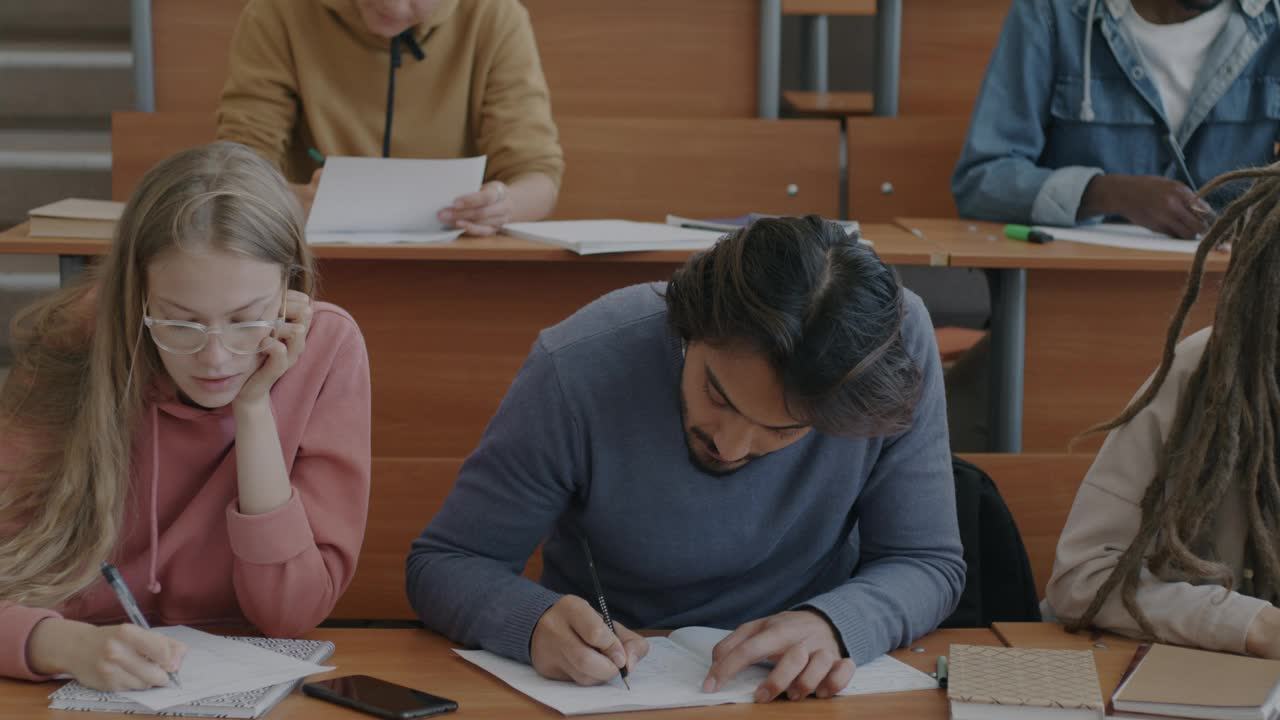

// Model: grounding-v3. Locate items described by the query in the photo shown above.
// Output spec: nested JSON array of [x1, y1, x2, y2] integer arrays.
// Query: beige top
[[216, 0, 564, 187], [1046, 327, 1271, 654]]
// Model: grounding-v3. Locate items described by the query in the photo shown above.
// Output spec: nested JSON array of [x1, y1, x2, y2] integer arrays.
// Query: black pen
[[100, 563, 182, 689], [579, 536, 630, 691]]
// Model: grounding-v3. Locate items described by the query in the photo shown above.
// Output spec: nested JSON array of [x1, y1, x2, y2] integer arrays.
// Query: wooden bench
[[112, 112, 840, 219], [957, 452, 1096, 599]]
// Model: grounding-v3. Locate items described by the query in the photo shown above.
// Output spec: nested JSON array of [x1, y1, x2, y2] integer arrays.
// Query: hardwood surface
[[0, 628, 1001, 719], [783, 91, 875, 117], [782, 0, 877, 16], [847, 117, 969, 221], [551, 117, 842, 221], [993, 622, 1144, 701], [900, 0, 1010, 117], [901, 218, 1224, 451], [110, 111, 844, 222], [957, 453, 1095, 598]]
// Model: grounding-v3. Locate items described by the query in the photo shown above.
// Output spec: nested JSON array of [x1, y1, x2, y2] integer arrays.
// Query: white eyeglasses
[[143, 292, 285, 356]]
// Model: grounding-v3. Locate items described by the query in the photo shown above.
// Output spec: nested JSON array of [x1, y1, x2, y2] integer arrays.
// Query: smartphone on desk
[[303, 675, 458, 719]]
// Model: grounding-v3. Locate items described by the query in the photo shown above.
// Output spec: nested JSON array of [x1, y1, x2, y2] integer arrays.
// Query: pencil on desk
[[579, 536, 631, 691]]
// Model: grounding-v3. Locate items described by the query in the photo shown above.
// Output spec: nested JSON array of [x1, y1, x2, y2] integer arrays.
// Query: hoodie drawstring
[[1081, 0, 1099, 121], [148, 404, 162, 594], [383, 30, 425, 158]]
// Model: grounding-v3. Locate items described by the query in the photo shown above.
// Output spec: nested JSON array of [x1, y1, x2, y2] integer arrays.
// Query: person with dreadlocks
[[1046, 163, 1280, 657]]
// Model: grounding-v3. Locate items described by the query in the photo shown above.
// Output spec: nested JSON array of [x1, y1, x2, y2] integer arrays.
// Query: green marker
[[1004, 224, 1054, 244], [307, 147, 326, 166]]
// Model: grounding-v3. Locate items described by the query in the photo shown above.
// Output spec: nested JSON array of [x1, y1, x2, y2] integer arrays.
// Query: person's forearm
[[1078, 174, 1118, 220], [233, 399, 292, 515], [507, 173, 559, 223]]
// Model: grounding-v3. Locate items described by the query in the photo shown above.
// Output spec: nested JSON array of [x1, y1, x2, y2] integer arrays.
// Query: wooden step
[[782, 0, 876, 16], [783, 90, 874, 117]]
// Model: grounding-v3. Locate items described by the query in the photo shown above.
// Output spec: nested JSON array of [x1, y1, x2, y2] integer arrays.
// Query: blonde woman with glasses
[[0, 142, 371, 690]]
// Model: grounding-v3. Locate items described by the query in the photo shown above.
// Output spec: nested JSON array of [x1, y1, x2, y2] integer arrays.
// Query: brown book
[[1112, 644, 1280, 720], [948, 644, 1105, 720], [28, 198, 123, 239]]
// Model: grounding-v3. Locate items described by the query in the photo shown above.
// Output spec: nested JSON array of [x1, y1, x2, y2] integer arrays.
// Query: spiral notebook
[[48, 632, 335, 718]]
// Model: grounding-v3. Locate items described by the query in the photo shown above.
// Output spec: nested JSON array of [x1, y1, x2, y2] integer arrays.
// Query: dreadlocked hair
[[1065, 162, 1280, 638]]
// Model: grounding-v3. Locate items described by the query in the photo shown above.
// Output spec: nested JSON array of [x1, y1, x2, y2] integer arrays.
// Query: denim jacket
[[952, 0, 1280, 225]]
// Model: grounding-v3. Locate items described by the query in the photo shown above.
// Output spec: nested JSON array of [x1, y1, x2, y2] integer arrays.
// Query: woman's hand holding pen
[[702, 610, 854, 703], [27, 619, 186, 692], [531, 595, 649, 685]]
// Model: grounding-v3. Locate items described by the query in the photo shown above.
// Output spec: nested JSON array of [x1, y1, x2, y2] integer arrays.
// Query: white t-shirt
[[1123, 1, 1233, 134]]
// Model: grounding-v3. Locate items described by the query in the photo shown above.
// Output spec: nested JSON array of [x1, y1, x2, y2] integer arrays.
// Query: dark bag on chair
[[942, 456, 1041, 628]]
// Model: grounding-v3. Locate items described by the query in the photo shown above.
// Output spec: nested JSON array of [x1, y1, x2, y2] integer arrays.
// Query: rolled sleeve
[[1030, 166, 1105, 226]]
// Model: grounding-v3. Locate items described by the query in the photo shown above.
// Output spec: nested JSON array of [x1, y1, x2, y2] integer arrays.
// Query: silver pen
[[100, 562, 182, 688]]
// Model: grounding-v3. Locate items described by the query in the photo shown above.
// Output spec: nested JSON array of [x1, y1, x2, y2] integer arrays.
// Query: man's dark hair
[[664, 215, 922, 437]]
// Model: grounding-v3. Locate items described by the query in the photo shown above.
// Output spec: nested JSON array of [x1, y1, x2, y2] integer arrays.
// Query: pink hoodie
[[0, 301, 371, 681]]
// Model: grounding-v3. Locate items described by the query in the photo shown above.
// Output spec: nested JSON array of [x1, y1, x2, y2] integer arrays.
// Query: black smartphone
[[302, 675, 458, 719]]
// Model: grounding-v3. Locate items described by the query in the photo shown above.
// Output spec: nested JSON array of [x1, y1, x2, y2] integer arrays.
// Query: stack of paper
[[48, 626, 334, 718], [28, 198, 124, 239], [455, 625, 937, 715], [1034, 223, 1204, 254], [306, 156, 486, 245], [503, 220, 726, 255]]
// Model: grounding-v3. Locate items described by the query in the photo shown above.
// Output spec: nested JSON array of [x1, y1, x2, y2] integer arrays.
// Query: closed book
[[1112, 644, 1280, 720], [28, 198, 123, 239], [947, 644, 1104, 720]]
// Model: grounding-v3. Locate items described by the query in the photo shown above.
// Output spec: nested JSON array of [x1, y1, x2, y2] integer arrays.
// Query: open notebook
[[48, 628, 335, 718], [455, 626, 937, 715]]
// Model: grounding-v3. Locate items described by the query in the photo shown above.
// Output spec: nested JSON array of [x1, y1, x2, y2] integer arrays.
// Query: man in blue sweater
[[406, 216, 964, 702]]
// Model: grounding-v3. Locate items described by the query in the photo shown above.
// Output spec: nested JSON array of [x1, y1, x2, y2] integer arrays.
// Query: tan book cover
[[1115, 644, 1280, 710], [948, 644, 1105, 710], [28, 198, 123, 239]]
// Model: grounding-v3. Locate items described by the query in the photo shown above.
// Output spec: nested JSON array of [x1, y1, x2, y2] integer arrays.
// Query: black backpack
[[942, 456, 1041, 628]]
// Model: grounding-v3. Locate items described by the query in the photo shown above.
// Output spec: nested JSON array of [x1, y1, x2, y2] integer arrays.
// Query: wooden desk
[[0, 627, 1000, 719], [898, 218, 1224, 453], [993, 622, 1143, 701]]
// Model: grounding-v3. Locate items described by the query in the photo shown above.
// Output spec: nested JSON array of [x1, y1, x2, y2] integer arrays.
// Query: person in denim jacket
[[953, 0, 1280, 238]]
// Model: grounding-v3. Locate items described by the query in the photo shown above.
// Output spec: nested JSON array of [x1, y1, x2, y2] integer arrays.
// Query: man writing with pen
[[952, 0, 1280, 239], [405, 216, 965, 702]]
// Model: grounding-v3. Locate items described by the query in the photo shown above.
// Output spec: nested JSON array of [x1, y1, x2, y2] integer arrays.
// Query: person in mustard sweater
[[1046, 162, 1280, 659], [0, 142, 371, 689], [216, 0, 564, 236]]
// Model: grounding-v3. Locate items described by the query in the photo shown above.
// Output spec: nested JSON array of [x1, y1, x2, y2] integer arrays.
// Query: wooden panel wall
[[1023, 269, 1221, 452], [847, 116, 969, 221], [958, 453, 1096, 600]]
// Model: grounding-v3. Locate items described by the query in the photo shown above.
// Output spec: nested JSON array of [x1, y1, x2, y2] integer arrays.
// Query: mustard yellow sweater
[[216, 0, 563, 187]]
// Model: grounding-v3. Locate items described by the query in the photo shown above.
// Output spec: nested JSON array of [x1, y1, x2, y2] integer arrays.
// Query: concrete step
[[0, 0, 130, 40], [0, 40, 134, 119]]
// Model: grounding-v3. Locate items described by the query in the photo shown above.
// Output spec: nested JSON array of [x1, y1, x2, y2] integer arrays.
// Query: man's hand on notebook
[[531, 595, 649, 685], [701, 610, 854, 703]]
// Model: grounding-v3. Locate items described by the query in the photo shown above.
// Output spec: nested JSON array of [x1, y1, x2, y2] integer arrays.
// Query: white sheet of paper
[[1034, 223, 1204, 254], [305, 156, 486, 244], [114, 626, 333, 711], [307, 230, 464, 245], [455, 626, 936, 715], [503, 220, 726, 255]]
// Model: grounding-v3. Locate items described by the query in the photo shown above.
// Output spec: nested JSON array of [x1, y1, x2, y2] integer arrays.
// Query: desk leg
[[987, 268, 1025, 453], [59, 255, 88, 287]]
